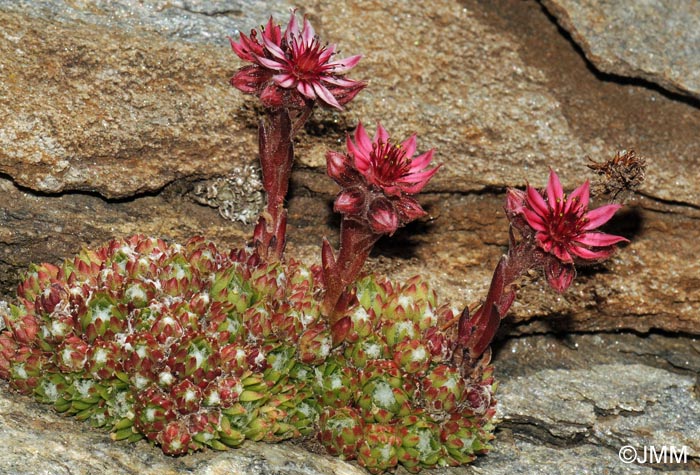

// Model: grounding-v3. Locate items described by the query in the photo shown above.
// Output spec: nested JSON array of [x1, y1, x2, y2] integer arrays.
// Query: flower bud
[[259, 84, 285, 108], [544, 259, 575, 293], [505, 187, 526, 215], [334, 187, 366, 215], [394, 195, 426, 223], [326, 151, 351, 184], [367, 198, 399, 235]]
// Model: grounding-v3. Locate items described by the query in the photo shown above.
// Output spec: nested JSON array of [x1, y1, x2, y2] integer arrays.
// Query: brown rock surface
[[0, 9, 254, 198]]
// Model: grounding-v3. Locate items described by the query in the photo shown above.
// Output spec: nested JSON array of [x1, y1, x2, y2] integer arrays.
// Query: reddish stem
[[253, 105, 312, 261], [321, 218, 381, 323], [457, 229, 543, 361]]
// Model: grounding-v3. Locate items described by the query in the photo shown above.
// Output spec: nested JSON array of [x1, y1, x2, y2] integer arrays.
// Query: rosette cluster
[[0, 235, 495, 473], [316, 275, 497, 473]]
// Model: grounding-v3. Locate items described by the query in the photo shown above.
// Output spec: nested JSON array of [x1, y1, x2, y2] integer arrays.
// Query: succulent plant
[[0, 234, 496, 472]]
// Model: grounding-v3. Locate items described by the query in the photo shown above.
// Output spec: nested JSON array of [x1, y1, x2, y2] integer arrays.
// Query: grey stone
[[498, 364, 700, 451], [0, 0, 290, 47], [190, 164, 264, 225], [541, 0, 700, 101], [0, 385, 367, 475]]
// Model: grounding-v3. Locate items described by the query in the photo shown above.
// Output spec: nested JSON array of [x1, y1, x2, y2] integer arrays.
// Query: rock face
[[0, 0, 699, 473], [541, 0, 700, 101], [0, 8, 251, 198]]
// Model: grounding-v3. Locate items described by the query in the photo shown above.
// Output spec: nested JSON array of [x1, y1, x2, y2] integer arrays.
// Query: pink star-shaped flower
[[522, 170, 628, 264], [326, 122, 439, 235], [230, 11, 365, 109]]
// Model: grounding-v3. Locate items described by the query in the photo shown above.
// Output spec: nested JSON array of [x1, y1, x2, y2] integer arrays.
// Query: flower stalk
[[252, 109, 293, 259], [320, 222, 381, 321]]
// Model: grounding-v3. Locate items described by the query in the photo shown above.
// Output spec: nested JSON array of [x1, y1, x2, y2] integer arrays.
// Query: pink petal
[[318, 45, 335, 65], [567, 179, 590, 213], [263, 17, 282, 45], [301, 17, 315, 45], [546, 169, 564, 211], [374, 123, 390, 144], [312, 82, 342, 109], [407, 149, 433, 173], [346, 133, 364, 162], [297, 81, 315, 99], [327, 54, 362, 73], [235, 32, 265, 59], [353, 122, 373, 156], [396, 171, 439, 195], [545, 260, 575, 293], [230, 66, 266, 93], [582, 204, 622, 230], [399, 134, 417, 162], [285, 10, 299, 41], [570, 244, 614, 260], [352, 152, 371, 174], [273, 73, 296, 88], [396, 166, 439, 187], [329, 81, 366, 106], [261, 35, 288, 62], [522, 208, 547, 231], [575, 232, 628, 247], [526, 185, 549, 217], [229, 34, 254, 61], [256, 55, 286, 71], [321, 76, 362, 87], [552, 244, 573, 263]]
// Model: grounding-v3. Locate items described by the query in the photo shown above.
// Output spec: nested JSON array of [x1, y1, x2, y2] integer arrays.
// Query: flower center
[[288, 36, 327, 80], [546, 197, 584, 244], [369, 141, 410, 185]]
